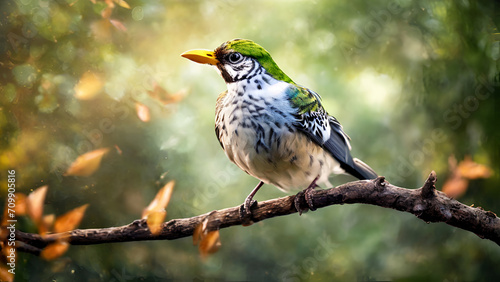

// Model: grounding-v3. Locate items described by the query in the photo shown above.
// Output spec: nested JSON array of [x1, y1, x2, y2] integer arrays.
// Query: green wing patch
[[286, 85, 323, 115]]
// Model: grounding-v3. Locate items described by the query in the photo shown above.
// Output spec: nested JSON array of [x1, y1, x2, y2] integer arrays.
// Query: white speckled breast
[[215, 73, 340, 191]]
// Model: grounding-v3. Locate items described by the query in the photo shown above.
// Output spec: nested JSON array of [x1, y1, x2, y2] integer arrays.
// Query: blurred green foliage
[[1, 0, 499, 280]]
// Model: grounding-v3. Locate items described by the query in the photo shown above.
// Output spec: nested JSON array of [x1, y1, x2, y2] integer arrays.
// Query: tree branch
[[13, 171, 500, 255]]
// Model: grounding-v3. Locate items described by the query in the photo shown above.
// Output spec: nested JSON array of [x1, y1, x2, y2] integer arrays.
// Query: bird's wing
[[287, 85, 377, 180]]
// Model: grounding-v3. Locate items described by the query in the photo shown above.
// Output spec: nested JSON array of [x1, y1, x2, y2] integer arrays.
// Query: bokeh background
[[1, 0, 500, 280]]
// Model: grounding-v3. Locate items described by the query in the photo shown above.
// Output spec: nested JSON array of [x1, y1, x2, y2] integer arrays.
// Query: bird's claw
[[239, 199, 257, 225], [294, 177, 320, 215]]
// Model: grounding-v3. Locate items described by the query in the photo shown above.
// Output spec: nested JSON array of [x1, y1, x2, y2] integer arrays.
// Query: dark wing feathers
[[295, 111, 378, 180]]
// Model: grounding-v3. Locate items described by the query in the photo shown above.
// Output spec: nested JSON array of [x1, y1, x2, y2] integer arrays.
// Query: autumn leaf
[[13, 193, 26, 216], [146, 211, 166, 235], [142, 181, 175, 218], [147, 83, 187, 105], [26, 185, 48, 225], [193, 215, 222, 259], [142, 181, 175, 235], [39, 214, 55, 236], [115, 0, 131, 9], [40, 240, 70, 261], [114, 144, 122, 155], [54, 204, 89, 233], [193, 221, 204, 246], [198, 231, 221, 259], [442, 175, 469, 199], [442, 155, 492, 199], [64, 148, 110, 177], [458, 156, 493, 180], [109, 19, 127, 32], [135, 102, 150, 122], [0, 265, 14, 282], [74, 71, 104, 100]]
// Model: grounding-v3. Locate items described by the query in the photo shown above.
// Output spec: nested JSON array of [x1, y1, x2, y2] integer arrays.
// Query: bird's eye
[[227, 52, 243, 64]]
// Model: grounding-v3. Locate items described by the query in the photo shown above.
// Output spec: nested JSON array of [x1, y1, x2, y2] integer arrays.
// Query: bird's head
[[181, 39, 294, 84]]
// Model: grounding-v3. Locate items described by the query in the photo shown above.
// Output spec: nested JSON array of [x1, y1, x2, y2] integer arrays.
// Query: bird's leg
[[239, 181, 264, 224], [294, 175, 320, 215]]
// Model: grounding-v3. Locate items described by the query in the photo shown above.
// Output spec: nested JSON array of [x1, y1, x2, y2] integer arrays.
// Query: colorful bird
[[182, 39, 377, 219]]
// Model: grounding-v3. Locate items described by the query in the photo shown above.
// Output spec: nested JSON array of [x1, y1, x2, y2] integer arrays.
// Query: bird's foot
[[239, 181, 264, 226], [294, 176, 320, 215], [239, 199, 257, 226]]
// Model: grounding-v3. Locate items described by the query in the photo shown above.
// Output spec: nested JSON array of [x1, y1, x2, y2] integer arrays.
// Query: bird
[[181, 39, 377, 219]]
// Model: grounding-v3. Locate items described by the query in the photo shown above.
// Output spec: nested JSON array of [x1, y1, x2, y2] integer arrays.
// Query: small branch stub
[[421, 170, 437, 198]]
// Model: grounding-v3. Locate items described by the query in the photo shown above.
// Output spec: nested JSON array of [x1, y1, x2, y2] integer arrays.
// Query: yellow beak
[[181, 49, 219, 65]]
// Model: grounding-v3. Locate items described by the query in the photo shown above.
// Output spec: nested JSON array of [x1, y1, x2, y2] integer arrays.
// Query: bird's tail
[[352, 158, 378, 180]]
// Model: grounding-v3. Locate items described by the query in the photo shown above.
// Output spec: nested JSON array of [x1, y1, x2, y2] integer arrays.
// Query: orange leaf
[[135, 102, 150, 122], [457, 156, 493, 180], [26, 185, 48, 224], [142, 181, 175, 219], [13, 193, 26, 216], [39, 214, 55, 236], [146, 210, 166, 235], [40, 240, 70, 260], [147, 84, 187, 105], [198, 230, 221, 259], [74, 71, 104, 100], [114, 144, 122, 155], [193, 221, 204, 246], [0, 265, 14, 282], [64, 148, 110, 177], [115, 0, 131, 9], [54, 204, 89, 233], [101, 6, 113, 19], [442, 175, 469, 199], [109, 19, 127, 32]]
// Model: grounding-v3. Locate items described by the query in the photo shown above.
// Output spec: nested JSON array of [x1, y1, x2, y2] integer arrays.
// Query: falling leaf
[[457, 156, 493, 180], [101, 8, 112, 19], [114, 144, 122, 155], [64, 148, 110, 177], [109, 19, 127, 32], [54, 204, 89, 233], [39, 214, 55, 236], [135, 102, 150, 122], [442, 175, 469, 199], [193, 216, 221, 258], [26, 185, 48, 224], [142, 181, 175, 235], [0, 265, 14, 282], [74, 71, 104, 100], [101, 0, 114, 19], [198, 230, 221, 259], [193, 221, 204, 246], [147, 83, 187, 105], [142, 181, 175, 219], [40, 240, 70, 260], [146, 210, 166, 235], [442, 155, 493, 198], [115, 0, 131, 9], [13, 193, 26, 216]]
